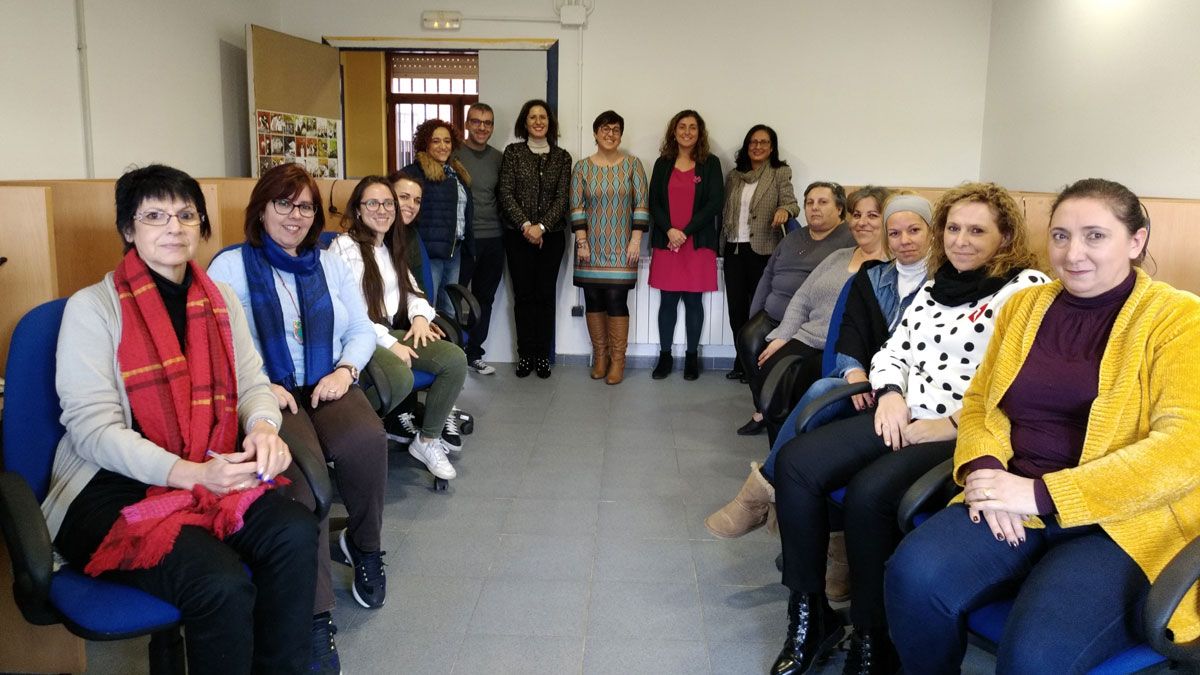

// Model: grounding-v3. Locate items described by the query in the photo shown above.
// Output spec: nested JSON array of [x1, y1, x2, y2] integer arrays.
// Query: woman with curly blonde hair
[[402, 118, 473, 314], [766, 182, 1048, 675]]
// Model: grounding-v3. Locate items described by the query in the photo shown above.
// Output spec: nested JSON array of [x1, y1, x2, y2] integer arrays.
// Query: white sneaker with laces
[[409, 435, 457, 479], [469, 359, 496, 375]]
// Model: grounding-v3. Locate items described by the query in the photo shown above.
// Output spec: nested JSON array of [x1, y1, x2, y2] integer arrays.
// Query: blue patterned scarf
[[241, 238, 334, 388]]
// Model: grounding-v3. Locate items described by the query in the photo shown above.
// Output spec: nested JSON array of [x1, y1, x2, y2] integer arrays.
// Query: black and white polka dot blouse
[[868, 269, 1050, 420]]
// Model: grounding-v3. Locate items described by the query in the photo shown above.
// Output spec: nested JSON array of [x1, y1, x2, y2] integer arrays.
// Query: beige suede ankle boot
[[704, 462, 775, 539]]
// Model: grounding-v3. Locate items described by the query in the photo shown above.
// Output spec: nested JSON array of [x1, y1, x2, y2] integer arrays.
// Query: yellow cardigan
[[954, 268, 1200, 641]]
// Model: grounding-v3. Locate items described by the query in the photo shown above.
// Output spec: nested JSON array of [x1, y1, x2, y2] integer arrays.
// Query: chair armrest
[[360, 358, 394, 416], [897, 458, 956, 533], [0, 472, 58, 625], [278, 431, 331, 522], [432, 314, 465, 348], [443, 284, 481, 330], [1143, 535, 1200, 664], [793, 382, 871, 433], [758, 355, 802, 416]]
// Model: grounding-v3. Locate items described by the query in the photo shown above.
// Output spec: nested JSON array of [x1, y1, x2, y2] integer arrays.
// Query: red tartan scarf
[[85, 250, 283, 576]]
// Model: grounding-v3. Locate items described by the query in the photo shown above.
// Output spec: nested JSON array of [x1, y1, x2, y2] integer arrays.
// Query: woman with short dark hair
[[497, 99, 573, 378], [570, 109, 650, 384], [48, 164, 319, 674]]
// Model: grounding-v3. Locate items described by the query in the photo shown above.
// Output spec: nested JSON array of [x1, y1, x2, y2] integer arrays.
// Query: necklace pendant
[[293, 318, 304, 344]]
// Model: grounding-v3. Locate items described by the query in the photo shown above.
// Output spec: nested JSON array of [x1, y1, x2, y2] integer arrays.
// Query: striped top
[[569, 155, 650, 288]]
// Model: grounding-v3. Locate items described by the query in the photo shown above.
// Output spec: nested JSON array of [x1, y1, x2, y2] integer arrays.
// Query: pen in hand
[[206, 449, 275, 486]]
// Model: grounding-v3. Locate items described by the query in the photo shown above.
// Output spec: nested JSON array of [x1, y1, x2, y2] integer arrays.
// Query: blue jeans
[[427, 254, 462, 315], [885, 504, 1149, 675], [762, 376, 856, 481]]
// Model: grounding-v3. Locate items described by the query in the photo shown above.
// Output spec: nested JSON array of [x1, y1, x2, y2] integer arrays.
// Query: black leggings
[[658, 291, 704, 351], [583, 287, 630, 317]]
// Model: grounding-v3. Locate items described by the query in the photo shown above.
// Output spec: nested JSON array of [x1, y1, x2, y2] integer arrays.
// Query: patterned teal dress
[[569, 155, 650, 289]]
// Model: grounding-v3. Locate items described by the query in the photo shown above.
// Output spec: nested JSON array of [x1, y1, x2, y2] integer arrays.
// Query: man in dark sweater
[[455, 103, 505, 374]]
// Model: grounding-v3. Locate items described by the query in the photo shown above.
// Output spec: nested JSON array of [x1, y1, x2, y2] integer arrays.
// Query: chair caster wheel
[[434, 477, 449, 491], [454, 410, 474, 436]]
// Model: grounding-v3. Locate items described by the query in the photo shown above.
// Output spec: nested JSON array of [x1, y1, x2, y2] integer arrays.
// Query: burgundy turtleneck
[[967, 271, 1135, 514]]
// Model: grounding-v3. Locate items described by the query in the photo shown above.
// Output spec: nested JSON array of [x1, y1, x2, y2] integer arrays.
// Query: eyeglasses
[[467, 118, 495, 128], [134, 209, 204, 227], [748, 139, 772, 147], [271, 198, 316, 218], [361, 199, 396, 212], [597, 125, 622, 137]]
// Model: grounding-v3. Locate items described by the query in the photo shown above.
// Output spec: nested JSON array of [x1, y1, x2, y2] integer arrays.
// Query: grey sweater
[[456, 145, 503, 239], [750, 224, 856, 320], [41, 274, 281, 539], [766, 247, 857, 349]]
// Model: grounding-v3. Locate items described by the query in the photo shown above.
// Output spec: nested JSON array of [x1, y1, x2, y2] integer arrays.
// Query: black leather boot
[[651, 351, 673, 379], [683, 351, 700, 380], [842, 627, 899, 675], [771, 591, 845, 675]]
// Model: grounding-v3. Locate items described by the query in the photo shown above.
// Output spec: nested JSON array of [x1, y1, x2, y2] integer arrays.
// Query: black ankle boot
[[842, 627, 899, 675], [515, 357, 533, 378], [651, 351, 673, 379], [535, 357, 552, 379], [683, 351, 700, 380], [771, 591, 845, 675]]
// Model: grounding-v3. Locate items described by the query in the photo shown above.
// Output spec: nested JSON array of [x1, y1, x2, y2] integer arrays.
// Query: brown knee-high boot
[[606, 315, 630, 385], [586, 312, 609, 379]]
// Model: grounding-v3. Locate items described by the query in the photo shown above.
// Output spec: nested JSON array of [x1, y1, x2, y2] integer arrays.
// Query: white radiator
[[627, 257, 735, 349]]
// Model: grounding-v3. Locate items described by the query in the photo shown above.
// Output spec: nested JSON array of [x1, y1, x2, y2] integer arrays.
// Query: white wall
[[979, 0, 1200, 198], [0, 0, 277, 179], [1, 0, 88, 178]]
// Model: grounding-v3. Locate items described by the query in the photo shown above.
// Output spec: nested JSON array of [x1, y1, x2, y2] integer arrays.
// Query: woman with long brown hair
[[647, 109, 724, 380], [329, 174, 467, 481]]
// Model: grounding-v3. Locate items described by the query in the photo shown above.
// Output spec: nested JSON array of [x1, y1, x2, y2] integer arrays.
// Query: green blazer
[[648, 154, 724, 252]]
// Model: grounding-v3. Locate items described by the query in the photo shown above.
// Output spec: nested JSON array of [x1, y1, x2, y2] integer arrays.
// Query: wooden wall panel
[[0, 187, 57, 375]]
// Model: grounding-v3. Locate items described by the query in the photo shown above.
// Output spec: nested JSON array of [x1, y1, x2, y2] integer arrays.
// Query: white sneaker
[[409, 435, 457, 479], [469, 359, 495, 375], [441, 413, 463, 453]]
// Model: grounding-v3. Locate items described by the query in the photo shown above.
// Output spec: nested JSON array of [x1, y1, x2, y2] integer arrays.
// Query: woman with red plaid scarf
[[44, 165, 318, 674]]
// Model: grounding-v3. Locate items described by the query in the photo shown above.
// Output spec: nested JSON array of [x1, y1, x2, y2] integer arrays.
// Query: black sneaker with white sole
[[442, 412, 463, 453], [384, 411, 418, 445], [468, 358, 495, 375], [339, 529, 386, 609]]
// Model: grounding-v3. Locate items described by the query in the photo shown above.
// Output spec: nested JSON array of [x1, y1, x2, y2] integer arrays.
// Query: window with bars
[[387, 52, 480, 172]]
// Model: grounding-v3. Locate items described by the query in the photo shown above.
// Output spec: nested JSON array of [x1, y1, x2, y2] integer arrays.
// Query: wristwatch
[[874, 383, 904, 399], [336, 364, 360, 383]]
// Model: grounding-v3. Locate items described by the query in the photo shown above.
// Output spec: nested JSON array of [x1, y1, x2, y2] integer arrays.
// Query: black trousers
[[735, 310, 778, 390], [750, 339, 824, 445], [281, 385, 386, 614], [503, 228, 566, 359], [774, 412, 954, 628], [56, 470, 318, 675], [722, 242, 770, 344], [459, 235, 506, 362]]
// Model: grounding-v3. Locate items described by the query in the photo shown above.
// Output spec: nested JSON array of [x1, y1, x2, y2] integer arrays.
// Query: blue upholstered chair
[[0, 298, 331, 674], [897, 461, 1200, 674]]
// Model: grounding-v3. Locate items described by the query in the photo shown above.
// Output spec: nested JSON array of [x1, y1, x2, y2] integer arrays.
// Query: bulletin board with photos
[[255, 109, 342, 178]]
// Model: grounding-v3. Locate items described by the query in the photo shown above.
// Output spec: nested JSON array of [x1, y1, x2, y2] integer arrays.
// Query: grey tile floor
[[86, 365, 992, 674]]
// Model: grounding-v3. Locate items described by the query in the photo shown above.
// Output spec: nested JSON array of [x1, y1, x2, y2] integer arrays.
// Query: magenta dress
[[648, 167, 718, 292]]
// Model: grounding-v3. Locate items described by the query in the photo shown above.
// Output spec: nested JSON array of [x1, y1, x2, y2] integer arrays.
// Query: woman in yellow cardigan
[[885, 178, 1200, 674]]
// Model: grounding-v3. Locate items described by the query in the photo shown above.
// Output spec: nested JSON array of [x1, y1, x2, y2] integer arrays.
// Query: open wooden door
[[247, 25, 343, 179]]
